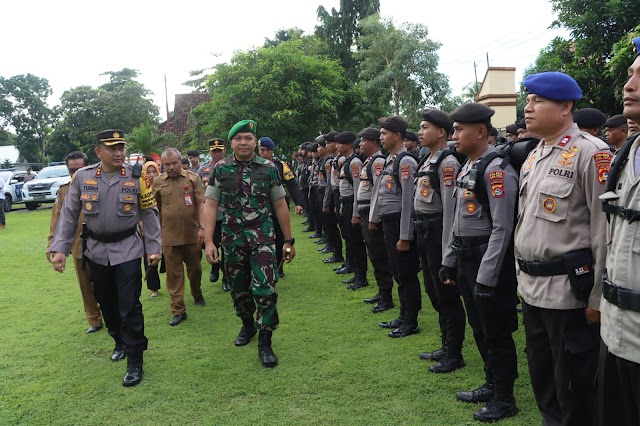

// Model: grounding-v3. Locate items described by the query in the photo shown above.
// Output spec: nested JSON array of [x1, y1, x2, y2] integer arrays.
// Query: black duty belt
[[603, 277, 640, 313], [414, 212, 443, 221], [517, 257, 566, 276], [340, 195, 354, 202], [452, 234, 490, 248], [87, 226, 137, 243], [380, 211, 401, 220], [357, 199, 371, 205], [602, 203, 640, 223]]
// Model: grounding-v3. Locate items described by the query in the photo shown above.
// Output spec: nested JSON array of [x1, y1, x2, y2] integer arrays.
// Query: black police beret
[[96, 129, 126, 146], [324, 131, 339, 142], [359, 127, 381, 141], [315, 135, 325, 144], [378, 116, 408, 133], [335, 131, 357, 144], [405, 131, 418, 142], [317, 139, 327, 147], [574, 108, 607, 129], [300, 142, 311, 150], [309, 143, 318, 152], [186, 150, 200, 157], [422, 109, 453, 133], [516, 119, 527, 129], [489, 127, 499, 137], [604, 114, 627, 128], [449, 103, 495, 124], [505, 124, 519, 135], [354, 138, 361, 149]]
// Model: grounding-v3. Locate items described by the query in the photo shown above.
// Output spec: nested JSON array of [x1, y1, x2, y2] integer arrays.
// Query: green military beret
[[228, 119, 257, 141]]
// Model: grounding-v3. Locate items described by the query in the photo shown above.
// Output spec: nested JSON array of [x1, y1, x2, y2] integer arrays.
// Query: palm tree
[[461, 81, 482, 103], [127, 123, 173, 155]]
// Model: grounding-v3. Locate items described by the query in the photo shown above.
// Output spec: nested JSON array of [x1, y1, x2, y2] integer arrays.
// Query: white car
[[0, 170, 30, 212], [21, 165, 70, 210]]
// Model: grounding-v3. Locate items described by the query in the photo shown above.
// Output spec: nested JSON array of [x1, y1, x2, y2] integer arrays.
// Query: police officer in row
[[596, 36, 640, 426], [321, 131, 345, 266], [604, 114, 628, 152], [516, 72, 610, 426], [414, 110, 466, 374], [370, 116, 421, 338], [356, 127, 395, 312], [198, 138, 230, 291], [574, 107, 607, 138], [440, 104, 520, 422], [50, 129, 162, 387]]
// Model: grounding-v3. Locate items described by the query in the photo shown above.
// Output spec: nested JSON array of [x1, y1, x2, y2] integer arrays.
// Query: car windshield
[[35, 166, 69, 179]]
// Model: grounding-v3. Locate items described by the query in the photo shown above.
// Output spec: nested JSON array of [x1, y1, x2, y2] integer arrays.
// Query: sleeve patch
[[400, 163, 411, 181], [489, 171, 505, 198], [374, 162, 383, 176], [594, 152, 612, 184], [442, 166, 455, 187], [351, 163, 360, 178]]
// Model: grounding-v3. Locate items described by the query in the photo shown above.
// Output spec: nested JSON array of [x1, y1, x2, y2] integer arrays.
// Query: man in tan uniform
[[153, 148, 206, 326], [515, 72, 610, 425], [50, 129, 161, 387], [46, 151, 103, 334], [597, 36, 640, 426]]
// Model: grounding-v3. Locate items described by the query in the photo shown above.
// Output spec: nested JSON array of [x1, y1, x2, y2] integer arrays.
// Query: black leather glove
[[439, 266, 456, 283], [474, 283, 496, 302]]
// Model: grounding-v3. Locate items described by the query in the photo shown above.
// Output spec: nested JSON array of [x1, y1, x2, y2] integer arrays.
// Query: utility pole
[[164, 74, 172, 134]]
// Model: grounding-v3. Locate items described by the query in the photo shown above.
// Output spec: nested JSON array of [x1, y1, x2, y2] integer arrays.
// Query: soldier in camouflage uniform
[[203, 119, 296, 368]]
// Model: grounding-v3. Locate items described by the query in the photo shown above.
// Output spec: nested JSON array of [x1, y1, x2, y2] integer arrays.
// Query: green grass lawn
[[0, 208, 541, 425]]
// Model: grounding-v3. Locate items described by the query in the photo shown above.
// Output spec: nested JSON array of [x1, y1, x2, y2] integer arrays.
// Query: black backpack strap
[[415, 149, 456, 195], [392, 151, 419, 187], [342, 154, 356, 185], [364, 154, 385, 182], [463, 151, 504, 207]]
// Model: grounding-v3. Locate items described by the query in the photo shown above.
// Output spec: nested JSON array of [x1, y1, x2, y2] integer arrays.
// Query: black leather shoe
[[342, 276, 357, 284], [456, 383, 494, 404], [111, 346, 126, 362], [86, 325, 102, 334], [278, 268, 285, 278], [364, 293, 381, 304], [429, 356, 465, 373], [388, 324, 419, 338], [379, 317, 404, 328], [419, 347, 446, 361], [319, 246, 334, 253], [194, 296, 206, 306], [122, 362, 143, 387], [301, 220, 308, 225], [323, 256, 343, 264], [333, 263, 346, 271], [258, 330, 278, 368], [335, 265, 354, 275], [473, 399, 519, 422], [371, 301, 394, 313], [314, 238, 327, 244], [169, 313, 187, 326], [348, 280, 369, 290], [309, 233, 322, 239], [302, 227, 313, 232], [209, 270, 219, 283], [234, 321, 257, 346]]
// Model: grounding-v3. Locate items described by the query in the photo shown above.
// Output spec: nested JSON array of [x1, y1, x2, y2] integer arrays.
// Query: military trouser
[[224, 241, 279, 330], [308, 186, 319, 234], [274, 215, 284, 276], [597, 340, 640, 426], [163, 244, 203, 316], [317, 186, 328, 240], [210, 220, 227, 280], [324, 190, 343, 260], [415, 216, 465, 355], [338, 196, 353, 268], [454, 237, 518, 384], [72, 257, 103, 327], [360, 207, 393, 298], [381, 212, 421, 326], [522, 302, 599, 426], [88, 258, 148, 355], [341, 196, 367, 280]]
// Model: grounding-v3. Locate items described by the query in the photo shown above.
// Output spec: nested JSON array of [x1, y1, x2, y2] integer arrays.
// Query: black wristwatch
[[284, 238, 295, 245]]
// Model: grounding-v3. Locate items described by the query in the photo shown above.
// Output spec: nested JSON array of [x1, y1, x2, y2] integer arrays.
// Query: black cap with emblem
[[96, 129, 126, 146], [449, 103, 495, 124]]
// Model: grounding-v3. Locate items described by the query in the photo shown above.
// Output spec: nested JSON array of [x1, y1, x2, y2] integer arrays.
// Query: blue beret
[[523, 72, 582, 101], [634, 37, 640, 58], [258, 136, 275, 150]]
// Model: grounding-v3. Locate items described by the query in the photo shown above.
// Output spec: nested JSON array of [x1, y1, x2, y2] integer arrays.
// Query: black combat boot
[[429, 352, 465, 374], [473, 381, 518, 422], [258, 330, 278, 368], [456, 382, 495, 403], [234, 318, 257, 346], [372, 289, 394, 313], [122, 352, 143, 387], [364, 293, 381, 304], [419, 336, 447, 361]]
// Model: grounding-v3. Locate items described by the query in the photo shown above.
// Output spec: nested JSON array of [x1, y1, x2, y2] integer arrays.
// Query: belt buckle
[[603, 279, 618, 305]]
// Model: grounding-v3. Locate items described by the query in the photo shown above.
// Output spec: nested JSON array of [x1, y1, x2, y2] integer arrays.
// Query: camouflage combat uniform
[[205, 154, 286, 330]]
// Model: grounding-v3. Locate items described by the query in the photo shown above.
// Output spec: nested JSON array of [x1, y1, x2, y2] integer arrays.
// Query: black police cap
[[96, 129, 126, 145], [449, 103, 495, 124], [315, 135, 325, 144], [335, 131, 357, 144], [604, 114, 627, 128], [359, 127, 381, 141], [378, 116, 408, 133], [516, 119, 527, 129], [574, 108, 607, 129], [324, 131, 339, 142], [405, 131, 418, 142], [505, 124, 519, 135], [300, 142, 311, 150], [186, 150, 200, 157], [422, 109, 453, 133], [309, 143, 319, 152]]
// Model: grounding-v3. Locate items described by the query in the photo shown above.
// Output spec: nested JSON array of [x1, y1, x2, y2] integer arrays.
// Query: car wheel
[[25, 202, 39, 211], [3, 194, 11, 212]]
